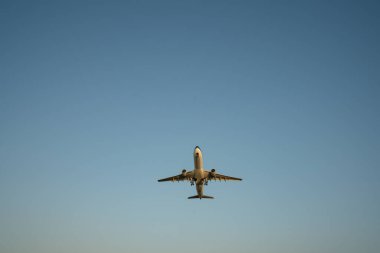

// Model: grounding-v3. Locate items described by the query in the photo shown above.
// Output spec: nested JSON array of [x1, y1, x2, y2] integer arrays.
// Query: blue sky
[[1, 1, 379, 252]]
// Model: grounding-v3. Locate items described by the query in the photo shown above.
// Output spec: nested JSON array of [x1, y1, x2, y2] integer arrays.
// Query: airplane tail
[[188, 195, 214, 199]]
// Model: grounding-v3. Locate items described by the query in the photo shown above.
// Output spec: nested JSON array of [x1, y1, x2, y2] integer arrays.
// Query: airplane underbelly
[[194, 156, 203, 170], [194, 169, 204, 179], [196, 184, 203, 196]]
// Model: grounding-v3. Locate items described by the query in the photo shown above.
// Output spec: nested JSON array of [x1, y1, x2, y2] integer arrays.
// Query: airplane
[[158, 146, 242, 199]]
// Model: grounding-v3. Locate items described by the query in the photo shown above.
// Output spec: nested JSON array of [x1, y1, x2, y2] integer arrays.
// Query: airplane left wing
[[158, 171, 193, 182]]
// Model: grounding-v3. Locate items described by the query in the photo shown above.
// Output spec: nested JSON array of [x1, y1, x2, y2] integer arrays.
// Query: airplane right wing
[[212, 173, 242, 181], [204, 170, 242, 181]]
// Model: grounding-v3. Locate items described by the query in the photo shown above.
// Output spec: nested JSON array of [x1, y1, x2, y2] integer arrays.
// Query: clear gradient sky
[[1, 1, 379, 253]]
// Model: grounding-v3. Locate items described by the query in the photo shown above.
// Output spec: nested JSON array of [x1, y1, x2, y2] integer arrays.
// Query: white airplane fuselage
[[193, 146, 205, 197]]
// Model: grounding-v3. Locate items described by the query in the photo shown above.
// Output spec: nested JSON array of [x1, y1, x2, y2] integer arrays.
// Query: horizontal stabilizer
[[188, 195, 214, 199]]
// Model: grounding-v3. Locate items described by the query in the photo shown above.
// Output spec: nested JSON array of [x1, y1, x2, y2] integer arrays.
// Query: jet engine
[[210, 169, 216, 177], [181, 169, 187, 176]]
